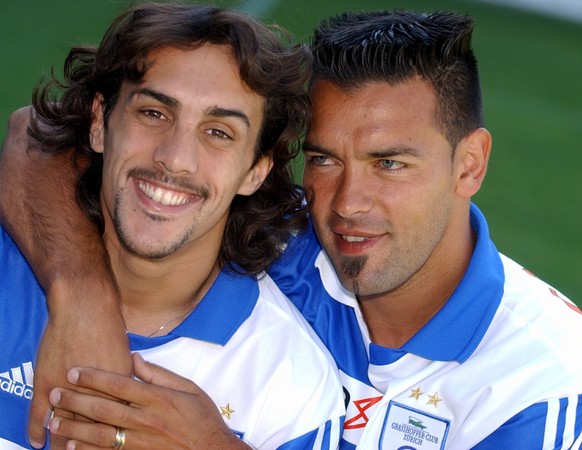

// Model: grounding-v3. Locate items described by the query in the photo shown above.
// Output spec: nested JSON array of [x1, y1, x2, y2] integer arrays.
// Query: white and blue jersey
[[0, 225, 345, 450], [270, 203, 582, 449]]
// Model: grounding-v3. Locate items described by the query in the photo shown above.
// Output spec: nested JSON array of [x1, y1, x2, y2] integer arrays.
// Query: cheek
[[303, 175, 330, 210]]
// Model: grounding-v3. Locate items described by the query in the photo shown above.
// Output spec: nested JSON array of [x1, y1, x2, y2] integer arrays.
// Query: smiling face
[[303, 79, 483, 300], [90, 44, 270, 260]]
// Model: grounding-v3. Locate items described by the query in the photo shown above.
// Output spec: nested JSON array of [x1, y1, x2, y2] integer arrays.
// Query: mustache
[[128, 167, 210, 199], [328, 216, 379, 232]]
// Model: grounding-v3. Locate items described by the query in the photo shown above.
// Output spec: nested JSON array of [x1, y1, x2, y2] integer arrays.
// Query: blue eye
[[379, 160, 405, 170], [308, 155, 332, 166]]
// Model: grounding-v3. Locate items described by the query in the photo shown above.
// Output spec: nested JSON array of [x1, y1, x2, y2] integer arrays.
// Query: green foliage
[[1, 0, 580, 305]]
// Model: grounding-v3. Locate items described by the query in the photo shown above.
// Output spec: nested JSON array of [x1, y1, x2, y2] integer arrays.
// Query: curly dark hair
[[29, 2, 312, 275], [310, 10, 483, 148]]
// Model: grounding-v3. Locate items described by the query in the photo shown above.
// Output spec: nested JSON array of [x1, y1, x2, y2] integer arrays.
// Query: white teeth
[[342, 236, 367, 242], [138, 180, 190, 206]]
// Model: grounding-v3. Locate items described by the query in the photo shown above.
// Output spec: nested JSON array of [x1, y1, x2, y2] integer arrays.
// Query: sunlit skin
[[90, 44, 272, 335], [303, 79, 490, 347]]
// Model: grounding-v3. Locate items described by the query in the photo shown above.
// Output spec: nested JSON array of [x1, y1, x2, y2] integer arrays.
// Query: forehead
[[307, 79, 442, 151], [127, 44, 265, 123]]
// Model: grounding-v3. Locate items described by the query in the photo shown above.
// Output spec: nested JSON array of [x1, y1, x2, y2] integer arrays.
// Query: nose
[[153, 126, 199, 174], [331, 167, 373, 218]]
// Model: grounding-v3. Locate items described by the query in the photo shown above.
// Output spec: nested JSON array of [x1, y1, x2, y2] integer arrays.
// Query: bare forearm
[[0, 107, 104, 289], [0, 107, 131, 448]]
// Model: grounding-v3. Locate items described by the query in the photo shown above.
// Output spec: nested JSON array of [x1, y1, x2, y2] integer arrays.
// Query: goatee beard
[[339, 255, 367, 294]]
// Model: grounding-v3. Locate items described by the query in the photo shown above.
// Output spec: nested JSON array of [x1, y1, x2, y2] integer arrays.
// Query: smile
[[137, 179, 192, 206], [341, 235, 368, 243]]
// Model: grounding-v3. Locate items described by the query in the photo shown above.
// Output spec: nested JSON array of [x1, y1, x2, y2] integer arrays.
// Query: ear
[[455, 127, 491, 198], [90, 94, 105, 154], [237, 155, 274, 196]]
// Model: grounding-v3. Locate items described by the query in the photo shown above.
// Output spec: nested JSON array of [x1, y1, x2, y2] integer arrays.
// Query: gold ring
[[113, 426, 126, 449]]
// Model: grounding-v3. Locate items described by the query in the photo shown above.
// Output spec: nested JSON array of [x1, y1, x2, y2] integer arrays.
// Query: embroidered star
[[220, 403, 235, 419], [426, 392, 443, 408], [409, 387, 423, 400]]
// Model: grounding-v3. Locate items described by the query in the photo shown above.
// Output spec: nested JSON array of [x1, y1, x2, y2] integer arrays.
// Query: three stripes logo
[[0, 362, 34, 399]]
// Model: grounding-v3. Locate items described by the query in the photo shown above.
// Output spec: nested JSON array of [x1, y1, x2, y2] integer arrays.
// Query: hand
[[29, 278, 132, 449], [47, 353, 251, 450]]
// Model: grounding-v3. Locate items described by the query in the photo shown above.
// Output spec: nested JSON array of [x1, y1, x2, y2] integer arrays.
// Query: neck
[[360, 216, 475, 349], [105, 236, 222, 337]]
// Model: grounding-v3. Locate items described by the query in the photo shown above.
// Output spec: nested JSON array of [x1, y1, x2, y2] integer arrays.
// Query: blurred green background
[[1, 0, 581, 305]]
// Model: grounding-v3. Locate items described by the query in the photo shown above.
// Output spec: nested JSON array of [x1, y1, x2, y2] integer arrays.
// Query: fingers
[[28, 380, 75, 449], [27, 396, 52, 449], [49, 416, 125, 450], [49, 387, 130, 426], [64, 366, 148, 406], [132, 353, 200, 393]]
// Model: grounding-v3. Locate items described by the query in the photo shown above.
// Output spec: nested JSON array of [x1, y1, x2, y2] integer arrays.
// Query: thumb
[[132, 353, 201, 394]]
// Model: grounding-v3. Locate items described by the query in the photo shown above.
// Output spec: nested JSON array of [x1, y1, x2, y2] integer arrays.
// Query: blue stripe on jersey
[[555, 396, 569, 448], [278, 418, 340, 450], [128, 333, 178, 351], [320, 417, 332, 450], [339, 438, 357, 450], [576, 394, 582, 443], [471, 402, 547, 449]]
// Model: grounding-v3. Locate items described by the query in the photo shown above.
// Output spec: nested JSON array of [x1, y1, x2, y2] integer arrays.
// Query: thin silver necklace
[[126, 307, 195, 337]]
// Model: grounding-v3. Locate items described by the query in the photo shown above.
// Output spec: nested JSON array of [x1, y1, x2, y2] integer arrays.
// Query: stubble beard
[[111, 168, 210, 259], [113, 191, 194, 259]]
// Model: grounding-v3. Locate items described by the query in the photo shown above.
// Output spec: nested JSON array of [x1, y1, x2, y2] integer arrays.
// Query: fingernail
[[29, 439, 44, 449], [67, 367, 80, 384], [48, 416, 60, 432], [49, 388, 61, 406]]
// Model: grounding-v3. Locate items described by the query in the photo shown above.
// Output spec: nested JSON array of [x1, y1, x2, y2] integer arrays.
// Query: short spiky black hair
[[311, 10, 484, 147]]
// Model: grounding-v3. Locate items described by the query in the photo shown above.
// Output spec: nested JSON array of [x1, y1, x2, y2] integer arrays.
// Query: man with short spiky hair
[[2, 8, 582, 450], [275, 10, 582, 448]]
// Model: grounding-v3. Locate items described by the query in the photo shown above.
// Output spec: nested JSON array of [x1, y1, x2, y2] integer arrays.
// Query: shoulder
[[238, 274, 345, 434], [253, 273, 337, 362], [480, 254, 582, 390], [498, 254, 582, 341]]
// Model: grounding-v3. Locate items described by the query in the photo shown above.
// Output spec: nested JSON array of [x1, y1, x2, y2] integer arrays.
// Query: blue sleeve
[[472, 395, 582, 449]]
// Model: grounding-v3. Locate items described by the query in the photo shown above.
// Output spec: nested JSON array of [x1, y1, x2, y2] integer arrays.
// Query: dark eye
[[142, 109, 166, 121], [208, 129, 231, 140]]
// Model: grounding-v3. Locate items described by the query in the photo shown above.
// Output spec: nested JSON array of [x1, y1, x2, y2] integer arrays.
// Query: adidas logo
[[0, 362, 34, 399]]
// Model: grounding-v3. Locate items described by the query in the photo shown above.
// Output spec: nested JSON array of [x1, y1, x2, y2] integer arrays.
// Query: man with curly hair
[[0, 3, 344, 449]]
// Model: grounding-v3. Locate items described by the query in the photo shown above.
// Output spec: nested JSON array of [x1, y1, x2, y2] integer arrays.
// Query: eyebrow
[[367, 147, 421, 159], [206, 106, 251, 129], [303, 141, 421, 158], [302, 141, 331, 155], [129, 88, 251, 129], [130, 88, 179, 109]]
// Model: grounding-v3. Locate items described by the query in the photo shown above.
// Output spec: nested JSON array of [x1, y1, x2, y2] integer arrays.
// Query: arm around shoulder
[[0, 106, 132, 448]]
